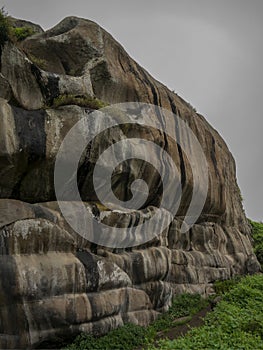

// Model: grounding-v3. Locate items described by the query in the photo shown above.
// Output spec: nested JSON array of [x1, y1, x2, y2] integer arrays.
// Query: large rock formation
[[0, 16, 260, 349]]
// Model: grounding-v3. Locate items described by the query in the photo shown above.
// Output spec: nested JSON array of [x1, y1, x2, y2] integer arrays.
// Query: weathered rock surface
[[8, 17, 44, 34], [0, 73, 12, 101], [0, 16, 261, 349]]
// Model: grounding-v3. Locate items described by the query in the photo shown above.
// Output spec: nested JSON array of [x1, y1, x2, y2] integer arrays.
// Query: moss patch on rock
[[51, 94, 108, 109]]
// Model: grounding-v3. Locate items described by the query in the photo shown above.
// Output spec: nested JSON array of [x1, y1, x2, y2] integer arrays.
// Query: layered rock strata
[[0, 16, 260, 348]]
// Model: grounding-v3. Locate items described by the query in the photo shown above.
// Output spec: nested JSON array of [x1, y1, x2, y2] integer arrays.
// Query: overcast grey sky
[[2, 0, 263, 221]]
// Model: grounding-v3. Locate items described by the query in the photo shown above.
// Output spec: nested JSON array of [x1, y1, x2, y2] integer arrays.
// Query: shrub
[[11, 26, 35, 41], [52, 94, 108, 110], [65, 323, 155, 350], [249, 219, 263, 267], [0, 7, 35, 49], [0, 7, 10, 48], [214, 275, 241, 295]]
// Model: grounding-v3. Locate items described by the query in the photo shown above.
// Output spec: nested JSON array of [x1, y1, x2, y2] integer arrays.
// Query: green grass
[[65, 323, 155, 350], [149, 274, 263, 350], [152, 293, 208, 333], [213, 275, 242, 295], [65, 274, 263, 350], [27, 54, 48, 70], [52, 94, 108, 110], [64, 293, 208, 350], [249, 219, 263, 268]]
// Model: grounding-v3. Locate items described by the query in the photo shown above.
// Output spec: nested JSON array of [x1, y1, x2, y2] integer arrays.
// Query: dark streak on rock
[[76, 250, 99, 292], [131, 252, 144, 284], [32, 205, 57, 223], [211, 135, 220, 177], [31, 64, 60, 105], [167, 95, 186, 189], [13, 107, 46, 160], [0, 255, 29, 341], [11, 107, 47, 198]]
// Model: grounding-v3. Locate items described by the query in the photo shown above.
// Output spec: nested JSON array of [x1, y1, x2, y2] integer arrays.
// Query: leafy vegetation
[[152, 293, 208, 333], [52, 94, 108, 109], [65, 274, 263, 350], [65, 275, 263, 350], [66, 323, 154, 350], [0, 7, 10, 48], [64, 224, 262, 350], [249, 219, 263, 268], [64, 293, 208, 350], [149, 274, 263, 350], [0, 7, 35, 48], [11, 26, 35, 41], [213, 275, 241, 295]]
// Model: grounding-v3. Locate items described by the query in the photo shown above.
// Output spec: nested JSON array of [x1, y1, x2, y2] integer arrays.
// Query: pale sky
[[2, 0, 263, 221]]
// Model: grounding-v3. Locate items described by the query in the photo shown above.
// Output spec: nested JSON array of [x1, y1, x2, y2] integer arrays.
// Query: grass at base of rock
[[149, 274, 263, 350], [64, 220, 263, 350], [213, 275, 242, 294], [152, 293, 208, 333], [64, 274, 263, 350], [65, 324, 155, 350], [64, 293, 209, 350]]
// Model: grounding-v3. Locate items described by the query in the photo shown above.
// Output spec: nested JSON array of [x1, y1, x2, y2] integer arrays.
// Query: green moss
[[27, 54, 48, 70], [91, 202, 110, 211], [51, 94, 108, 110]]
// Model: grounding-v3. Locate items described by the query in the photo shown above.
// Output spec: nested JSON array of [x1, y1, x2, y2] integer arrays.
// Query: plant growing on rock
[[0, 7, 10, 48], [11, 26, 36, 41], [249, 219, 263, 268], [65, 293, 209, 350], [0, 7, 36, 49], [27, 54, 48, 70], [52, 94, 108, 109]]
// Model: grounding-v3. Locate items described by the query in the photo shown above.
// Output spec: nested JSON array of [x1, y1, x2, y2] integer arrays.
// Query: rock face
[[0, 16, 261, 349], [8, 17, 44, 35]]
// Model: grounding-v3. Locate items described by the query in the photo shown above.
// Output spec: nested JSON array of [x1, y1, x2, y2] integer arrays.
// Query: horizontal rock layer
[[0, 199, 260, 348]]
